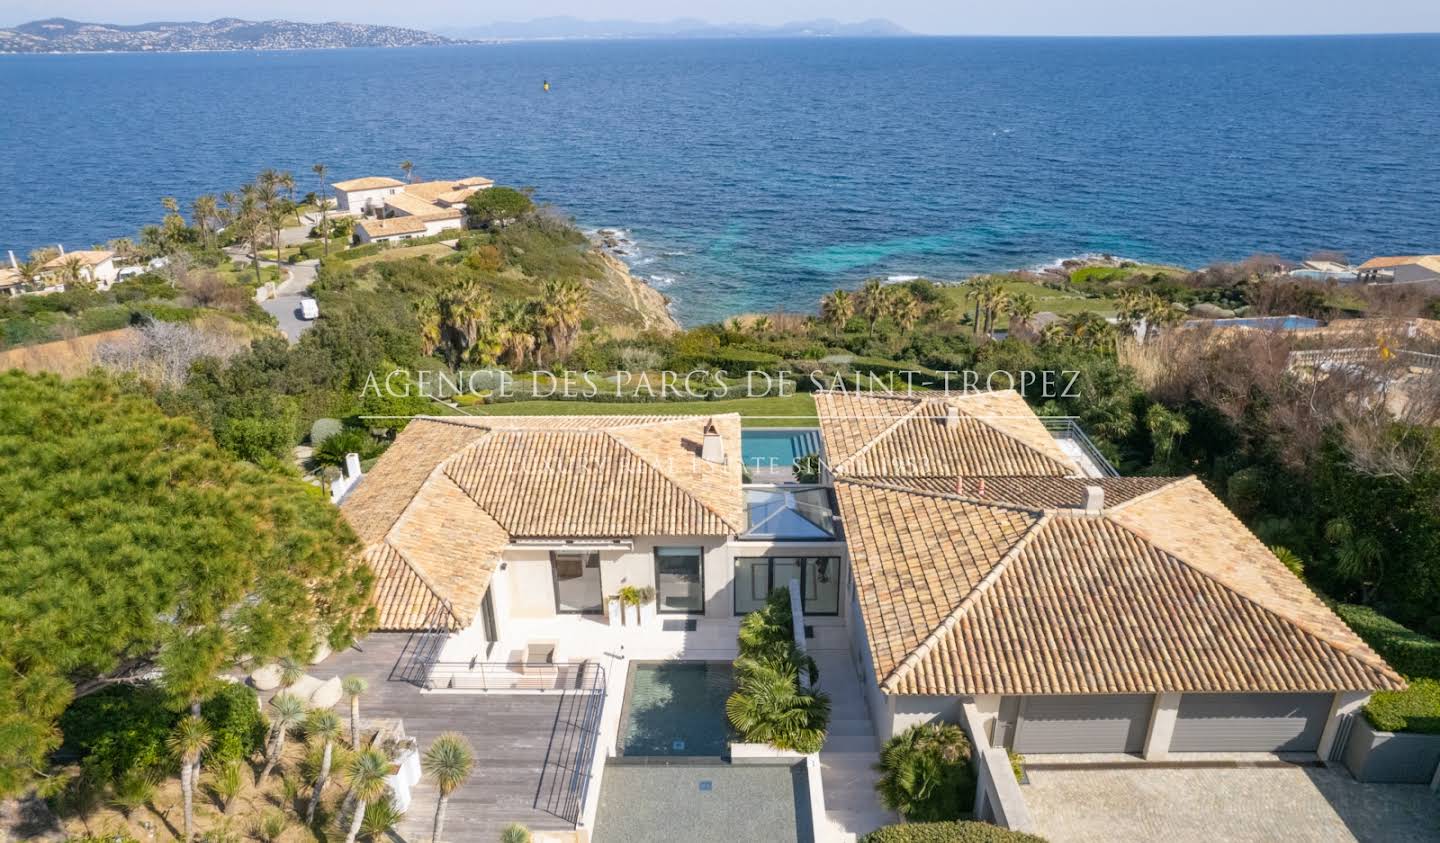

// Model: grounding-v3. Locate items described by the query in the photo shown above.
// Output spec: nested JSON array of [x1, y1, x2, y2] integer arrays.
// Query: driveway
[[1024, 764, 1440, 842], [255, 258, 318, 343]]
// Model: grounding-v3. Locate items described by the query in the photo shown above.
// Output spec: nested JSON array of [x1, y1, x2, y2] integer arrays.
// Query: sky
[[7, 0, 1440, 36]]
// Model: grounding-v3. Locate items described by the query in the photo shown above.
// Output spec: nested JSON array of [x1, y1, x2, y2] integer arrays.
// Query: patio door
[[552, 551, 603, 614]]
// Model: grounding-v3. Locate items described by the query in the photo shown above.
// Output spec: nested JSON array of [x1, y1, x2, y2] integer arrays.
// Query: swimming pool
[[592, 762, 813, 843], [1186, 315, 1322, 330], [741, 428, 822, 472], [617, 661, 735, 757]]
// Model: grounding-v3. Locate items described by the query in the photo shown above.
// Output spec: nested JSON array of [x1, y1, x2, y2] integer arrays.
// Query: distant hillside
[[440, 16, 910, 41], [0, 17, 459, 53]]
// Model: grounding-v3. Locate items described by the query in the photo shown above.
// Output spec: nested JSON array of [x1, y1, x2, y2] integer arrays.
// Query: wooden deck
[[315, 633, 597, 841]]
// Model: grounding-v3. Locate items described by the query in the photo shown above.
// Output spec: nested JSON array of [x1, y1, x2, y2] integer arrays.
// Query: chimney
[[976, 478, 987, 496], [1084, 485, 1105, 516], [344, 452, 363, 480], [955, 476, 964, 495], [701, 420, 725, 464], [944, 404, 960, 429], [7, 251, 16, 271]]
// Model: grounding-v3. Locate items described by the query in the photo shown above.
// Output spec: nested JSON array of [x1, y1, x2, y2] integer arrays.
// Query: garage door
[[1171, 693, 1331, 752], [1012, 695, 1154, 754]]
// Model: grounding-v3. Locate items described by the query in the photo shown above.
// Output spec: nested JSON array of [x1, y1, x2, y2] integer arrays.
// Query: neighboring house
[[339, 389, 1402, 767], [1356, 255, 1440, 285], [354, 215, 457, 244], [40, 249, 119, 290], [0, 266, 22, 297], [341, 414, 845, 658], [332, 176, 405, 213], [815, 390, 1403, 760]]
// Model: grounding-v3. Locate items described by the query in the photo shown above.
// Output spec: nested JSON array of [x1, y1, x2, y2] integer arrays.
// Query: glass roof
[[742, 487, 837, 540]]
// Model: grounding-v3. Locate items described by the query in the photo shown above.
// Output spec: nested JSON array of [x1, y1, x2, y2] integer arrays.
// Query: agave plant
[[359, 793, 404, 841], [500, 823, 532, 843]]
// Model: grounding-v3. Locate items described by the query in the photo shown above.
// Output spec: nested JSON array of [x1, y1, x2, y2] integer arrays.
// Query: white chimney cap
[[1084, 485, 1105, 515]]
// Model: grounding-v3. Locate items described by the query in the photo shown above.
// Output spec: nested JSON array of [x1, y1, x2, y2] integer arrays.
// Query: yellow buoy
[[543, 80, 550, 92]]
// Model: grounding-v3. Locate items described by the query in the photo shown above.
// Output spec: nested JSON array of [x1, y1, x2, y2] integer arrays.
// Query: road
[[258, 258, 319, 343]]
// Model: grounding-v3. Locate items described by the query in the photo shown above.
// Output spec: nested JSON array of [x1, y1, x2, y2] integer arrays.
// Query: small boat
[[543, 80, 550, 92]]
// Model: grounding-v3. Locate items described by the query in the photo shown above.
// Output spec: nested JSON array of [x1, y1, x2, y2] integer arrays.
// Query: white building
[[1356, 255, 1440, 285], [331, 176, 406, 214], [41, 249, 119, 290]]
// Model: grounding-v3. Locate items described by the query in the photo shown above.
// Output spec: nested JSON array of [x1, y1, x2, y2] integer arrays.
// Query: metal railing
[[1040, 416, 1119, 477], [422, 658, 606, 693], [1289, 347, 1440, 368]]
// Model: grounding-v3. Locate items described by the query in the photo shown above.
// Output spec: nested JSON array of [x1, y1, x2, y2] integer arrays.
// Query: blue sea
[[2, 36, 1439, 323]]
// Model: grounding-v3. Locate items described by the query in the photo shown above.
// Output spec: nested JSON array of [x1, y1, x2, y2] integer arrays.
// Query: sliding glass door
[[552, 551, 603, 614], [733, 556, 841, 616], [654, 547, 705, 614]]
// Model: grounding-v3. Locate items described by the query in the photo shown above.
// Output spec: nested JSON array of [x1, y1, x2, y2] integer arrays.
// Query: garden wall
[[1342, 716, 1440, 784]]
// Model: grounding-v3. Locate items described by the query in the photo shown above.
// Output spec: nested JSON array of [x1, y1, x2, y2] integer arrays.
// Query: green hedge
[[1334, 603, 1440, 679], [1364, 678, 1440, 734], [860, 821, 1048, 843]]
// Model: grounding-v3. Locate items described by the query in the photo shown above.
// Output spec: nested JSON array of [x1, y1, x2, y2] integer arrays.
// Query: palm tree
[[874, 723, 971, 821], [342, 749, 391, 843], [1005, 292, 1038, 334], [56, 255, 88, 289], [278, 171, 301, 226], [227, 187, 266, 285], [725, 659, 830, 754], [16, 256, 44, 290], [893, 292, 922, 332], [984, 287, 1010, 336], [858, 278, 887, 335], [416, 297, 443, 358], [534, 279, 585, 363], [313, 163, 331, 256], [191, 195, 219, 248], [819, 289, 854, 336], [168, 715, 212, 842], [422, 732, 475, 843], [494, 301, 536, 369], [305, 709, 344, 825], [259, 692, 306, 784], [400, 160, 415, 183], [343, 676, 368, 749]]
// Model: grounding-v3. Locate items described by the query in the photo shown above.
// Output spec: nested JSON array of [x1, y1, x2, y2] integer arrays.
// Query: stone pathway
[[811, 646, 896, 841]]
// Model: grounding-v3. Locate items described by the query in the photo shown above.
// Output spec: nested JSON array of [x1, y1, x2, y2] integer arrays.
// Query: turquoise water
[[741, 429, 822, 469], [619, 661, 734, 757], [3, 36, 1439, 323], [1188, 315, 1322, 330]]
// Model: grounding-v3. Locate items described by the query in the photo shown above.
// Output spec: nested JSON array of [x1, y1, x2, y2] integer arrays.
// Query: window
[[654, 547, 705, 614], [552, 551, 603, 614], [733, 556, 841, 616]]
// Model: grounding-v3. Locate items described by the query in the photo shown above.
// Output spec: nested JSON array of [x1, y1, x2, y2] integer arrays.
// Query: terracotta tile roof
[[1358, 255, 1440, 272], [357, 216, 428, 238], [365, 542, 460, 631], [341, 415, 744, 629], [456, 176, 494, 187], [403, 179, 486, 203], [882, 476, 1177, 509], [435, 187, 480, 205], [815, 390, 1079, 478], [383, 192, 448, 217], [42, 250, 114, 269], [333, 176, 404, 191], [837, 476, 1404, 696]]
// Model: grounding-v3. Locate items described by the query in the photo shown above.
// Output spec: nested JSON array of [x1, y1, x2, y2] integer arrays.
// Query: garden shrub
[[875, 723, 975, 821], [1363, 678, 1440, 734], [728, 588, 829, 753], [1335, 603, 1440, 679], [201, 682, 266, 762], [59, 685, 175, 786], [860, 821, 1047, 842]]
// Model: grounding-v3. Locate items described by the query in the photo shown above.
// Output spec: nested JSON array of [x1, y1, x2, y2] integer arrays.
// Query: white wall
[[422, 220, 462, 238], [337, 186, 401, 213], [892, 695, 964, 735]]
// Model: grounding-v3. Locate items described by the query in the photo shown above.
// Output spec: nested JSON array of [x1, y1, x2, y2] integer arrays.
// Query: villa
[[39, 248, 119, 290], [334, 390, 1405, 839], [333, 174, 495, 244], [1356, 254, 1440, 285]]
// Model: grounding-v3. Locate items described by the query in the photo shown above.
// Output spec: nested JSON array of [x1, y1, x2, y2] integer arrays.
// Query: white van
[[300, 298, 320, 320]]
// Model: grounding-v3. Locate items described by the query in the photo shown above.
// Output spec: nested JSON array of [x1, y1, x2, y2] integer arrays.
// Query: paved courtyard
[[1025, 764, 1440, 842]]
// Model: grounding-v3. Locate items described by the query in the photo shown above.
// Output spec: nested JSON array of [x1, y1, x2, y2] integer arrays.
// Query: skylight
[[742, 487, 837, 540]]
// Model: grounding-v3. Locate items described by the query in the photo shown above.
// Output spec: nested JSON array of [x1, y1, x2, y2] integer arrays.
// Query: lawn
[[216, 261, 282, 286], [942, 279, 1117, 329], [346, 242, 456, 268], [460, 393, 818, 427]]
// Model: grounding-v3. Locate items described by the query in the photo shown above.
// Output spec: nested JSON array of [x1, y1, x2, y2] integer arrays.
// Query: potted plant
[[616, 585, 656, 625]]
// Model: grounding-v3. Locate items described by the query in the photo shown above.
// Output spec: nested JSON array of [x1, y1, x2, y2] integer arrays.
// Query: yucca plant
[[259, 692, 306, 784], [342, 676, 368, 749], [304, 708, 344, 825], [168, 715, 213, 842], [208, 756, 245, 814], [359, 794, 403, 841], [874, 723, 972, 821], [500, 823, 532, 843], [725, 659, 829, 754], [341, 748, 391, 843], [422, 732, 475, 843], [108, 770, 158, 818]]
